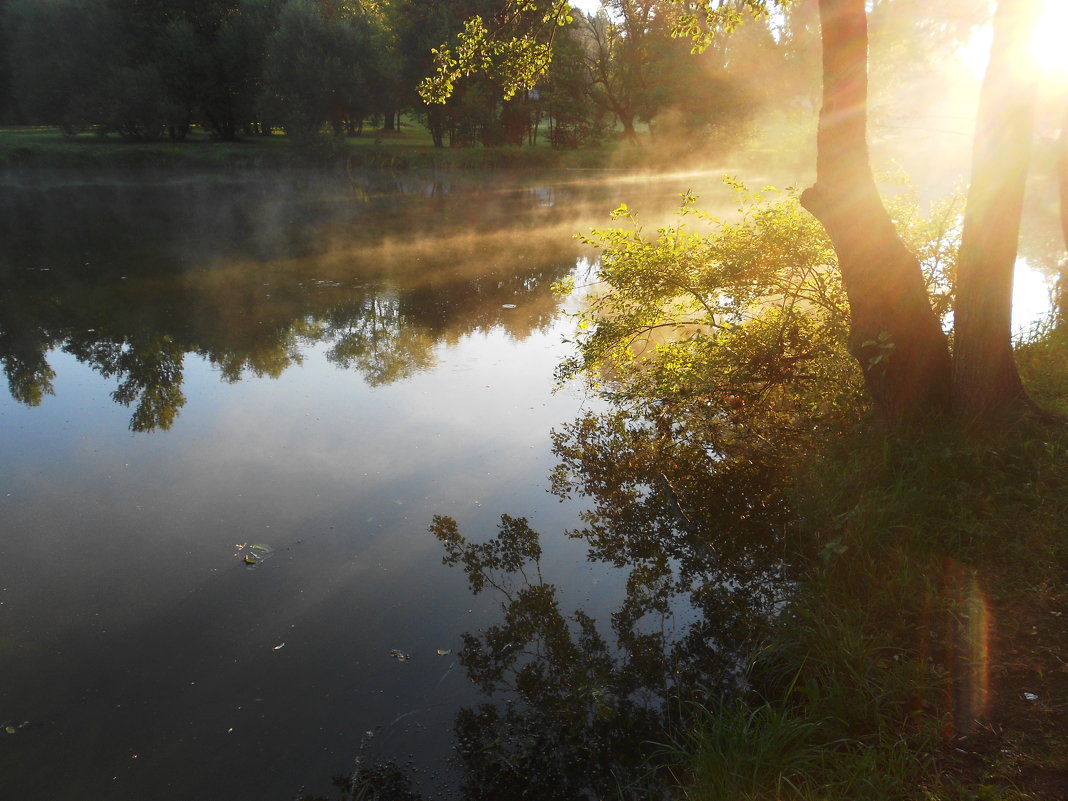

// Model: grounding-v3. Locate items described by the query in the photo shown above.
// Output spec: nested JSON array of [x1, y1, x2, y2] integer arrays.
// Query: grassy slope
[[673, 330, 1068, 800]]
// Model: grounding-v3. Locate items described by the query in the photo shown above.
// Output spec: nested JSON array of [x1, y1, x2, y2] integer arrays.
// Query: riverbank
[[671, 328, 1068, 800], [0, 123, 811, 175], [0, 125, 621, 171]]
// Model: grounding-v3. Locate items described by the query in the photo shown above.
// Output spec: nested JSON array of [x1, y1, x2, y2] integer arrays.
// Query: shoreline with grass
[[665, 330, 1068, 801], [0, 122, 806, 175], [653, 334, 1068, 801], [0, 124, 629, 172]]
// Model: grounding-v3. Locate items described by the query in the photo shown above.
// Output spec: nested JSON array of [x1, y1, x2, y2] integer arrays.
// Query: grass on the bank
[[0, 122, 627, 170], [667, 330, 1068, 801]]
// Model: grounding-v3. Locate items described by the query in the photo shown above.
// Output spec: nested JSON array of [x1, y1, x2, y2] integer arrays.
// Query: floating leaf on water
[[390, 649, 410, 662], [501, 304, 517, 309], [4, 726, 15, 735], [272, 643, 285, 651], [436, 649, 451, 656], [237, 543, 275, 568]]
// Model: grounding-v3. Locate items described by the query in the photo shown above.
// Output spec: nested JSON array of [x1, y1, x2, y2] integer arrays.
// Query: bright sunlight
[[961, 0, 1068, 80], [1031, 0, 1068, 78]]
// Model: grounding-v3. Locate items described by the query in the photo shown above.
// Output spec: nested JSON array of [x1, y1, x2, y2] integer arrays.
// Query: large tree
[[423, 0, 1051, 427], [797, 0, 953, 424], [953, 0, 1041, 420], [578, 1, 660, 142]]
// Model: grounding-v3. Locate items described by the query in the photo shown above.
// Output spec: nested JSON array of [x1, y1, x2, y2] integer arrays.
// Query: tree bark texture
[[800, 0, 952, 425], [953, 0, 1040, 422]]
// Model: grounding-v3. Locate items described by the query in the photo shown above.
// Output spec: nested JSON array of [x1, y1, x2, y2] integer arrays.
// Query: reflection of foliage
[[425, 440, 793, 799], [321, 296, 437, 387], [67, 334, 188, 433], [431, 514, 669, 799], [0, 331, 57, 406], [551, 408, 793, 661], [0, 178, 578, 431]]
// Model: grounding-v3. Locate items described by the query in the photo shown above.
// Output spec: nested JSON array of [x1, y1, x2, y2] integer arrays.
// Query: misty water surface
[[0, 169, 764, 800]]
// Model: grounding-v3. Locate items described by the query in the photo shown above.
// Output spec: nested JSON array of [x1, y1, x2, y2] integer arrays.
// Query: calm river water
[[0, 168, 750, 800], [0, 167, 1058, 800]]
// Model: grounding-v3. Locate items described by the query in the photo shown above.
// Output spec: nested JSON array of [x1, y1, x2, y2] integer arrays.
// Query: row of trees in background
[[0, 0, 814, 149], [0, 0, 400, 142]]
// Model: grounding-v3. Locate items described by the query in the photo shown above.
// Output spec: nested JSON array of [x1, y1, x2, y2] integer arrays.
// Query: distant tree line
[[0, 0, 809, 149]]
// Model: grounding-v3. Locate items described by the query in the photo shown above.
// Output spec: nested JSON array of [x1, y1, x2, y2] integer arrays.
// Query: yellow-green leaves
[[419, 1, 575, 104], [673, 0, 792, 54], [560, 179, 860, 434]]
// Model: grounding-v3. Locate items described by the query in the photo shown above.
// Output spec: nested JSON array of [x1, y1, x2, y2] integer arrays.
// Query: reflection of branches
[[0, 333, 56, 406], [432, 514, 668, 799], [64, 334, 187, 433], [426, 408, 796, 796], [323, 296, 437, 387], [297, 384, 802, 798]]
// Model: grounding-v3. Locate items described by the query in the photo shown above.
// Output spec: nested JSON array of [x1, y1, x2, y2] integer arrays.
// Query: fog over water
[[0, 168, 762, 799]]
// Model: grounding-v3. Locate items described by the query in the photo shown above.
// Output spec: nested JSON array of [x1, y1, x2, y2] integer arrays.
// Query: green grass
[[0, 122, 626, 171], [669, 330, 1068, 801]]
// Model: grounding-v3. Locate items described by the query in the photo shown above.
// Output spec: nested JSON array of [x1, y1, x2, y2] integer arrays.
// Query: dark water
[[0, 168, 786, 800], [1, 167, 1058, 800]]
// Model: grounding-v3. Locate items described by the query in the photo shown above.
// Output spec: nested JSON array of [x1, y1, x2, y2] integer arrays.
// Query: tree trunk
[[953, 0, 1040, 422], [1058, 104, 1068, 265], [1058, 106, 1068, 327], [425, 105, 445, 148], [800, 0, 952, 425]]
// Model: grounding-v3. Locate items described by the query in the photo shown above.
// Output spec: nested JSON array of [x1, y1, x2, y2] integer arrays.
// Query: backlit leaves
[[420, 0, 794, 102], [419, 2, 574, 104], [563, 181, 860, 435]]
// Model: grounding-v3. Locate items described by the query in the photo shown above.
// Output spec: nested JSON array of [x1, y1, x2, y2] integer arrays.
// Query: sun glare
[[958, 1, 1068, 81], [1031, 1, 1068, 78]]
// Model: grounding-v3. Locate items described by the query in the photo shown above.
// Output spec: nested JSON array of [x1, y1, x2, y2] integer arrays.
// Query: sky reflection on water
[[0, 172, 631, 799]]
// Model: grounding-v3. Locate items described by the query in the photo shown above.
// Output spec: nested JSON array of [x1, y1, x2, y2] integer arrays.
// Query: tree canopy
[[424, 0, 1063, 427], [0, 0, 802, 151]]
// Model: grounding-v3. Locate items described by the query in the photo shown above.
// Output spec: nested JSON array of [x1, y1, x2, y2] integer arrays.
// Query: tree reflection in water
[[302, 405, 799, 800], [0, 177, 577, 431]]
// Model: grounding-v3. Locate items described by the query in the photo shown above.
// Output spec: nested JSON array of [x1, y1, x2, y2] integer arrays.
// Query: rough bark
[[800, 0, 952, 425], [953, 0, 1040, 422]]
